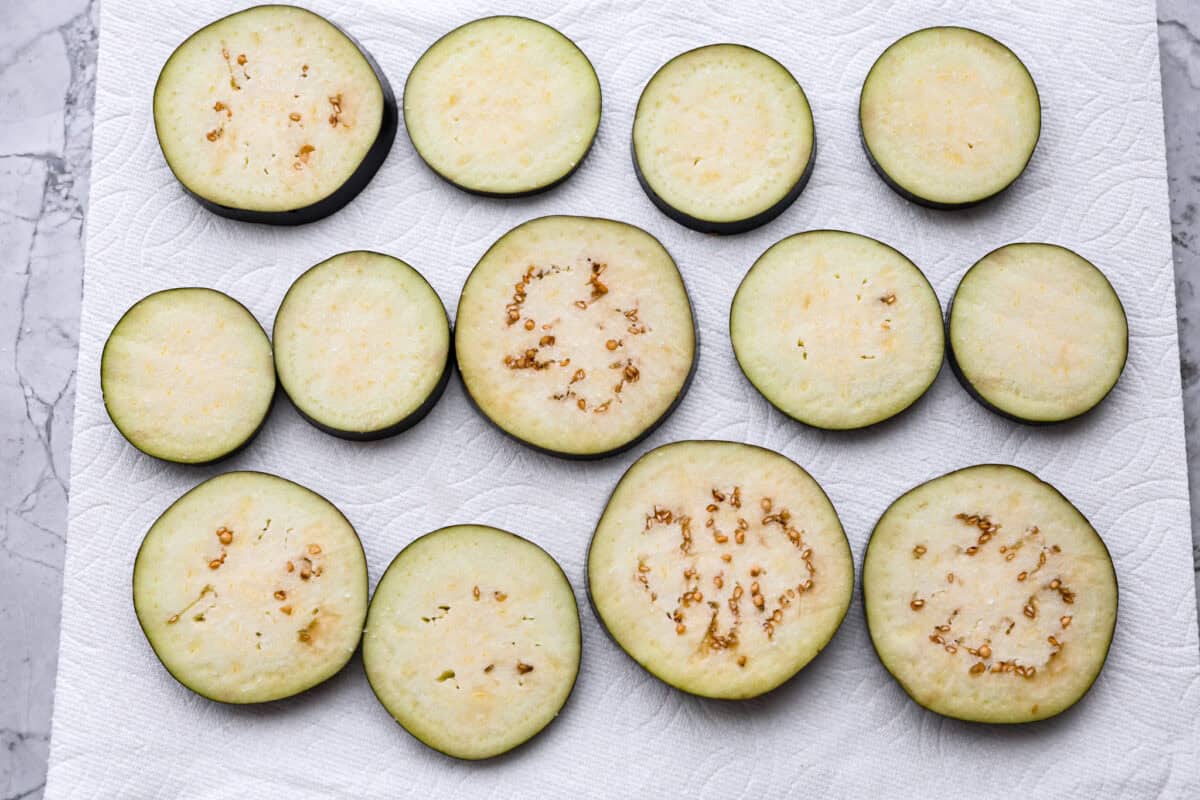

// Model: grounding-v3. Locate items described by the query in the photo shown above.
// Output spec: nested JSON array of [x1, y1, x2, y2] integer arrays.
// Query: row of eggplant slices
[[98, 220, 1129, 467], [132, 470, 581, 761], [151, 7, 1037, 228], [97, 215, 694, 462], [130, 443, 1117, 764]]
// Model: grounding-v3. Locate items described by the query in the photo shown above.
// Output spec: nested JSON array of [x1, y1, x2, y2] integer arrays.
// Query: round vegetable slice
[[153, 5, 397, 224], [632, 44, 815, 234], [588, 441, 853, 699], [404, 16, 601, 196], [101, 288, 275, 464], [133, 471, 368, 703], [948, 243, 1128, 423], [864, 465, 1117, 723], [273, 251, 451, 440], [860, 27, 1040, 208], [363, 525, 581, 760], [731, 230, 943, 429], [455, 215, 696, 458]]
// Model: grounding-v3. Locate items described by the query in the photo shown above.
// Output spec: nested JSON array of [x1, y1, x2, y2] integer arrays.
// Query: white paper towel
[[46, 0, 1200, 796]]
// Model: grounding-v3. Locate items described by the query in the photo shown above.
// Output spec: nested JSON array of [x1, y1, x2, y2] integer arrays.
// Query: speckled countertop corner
[[1, 1, 1199, 797]]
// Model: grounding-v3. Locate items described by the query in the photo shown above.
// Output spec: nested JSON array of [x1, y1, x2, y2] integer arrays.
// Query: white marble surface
[[0, 1, 1197, 798]]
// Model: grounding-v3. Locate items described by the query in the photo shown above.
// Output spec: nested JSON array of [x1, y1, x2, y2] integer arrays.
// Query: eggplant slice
[[133, 471, 369, 703], [588, 441, 853, 699], [404, 16, 601, 196], [863, 464, 1117, 723], [632, 44, 815, 234], [363, 525, 581, 760], [273, 251, 451, 440], [101, 288, 275, 464], [731, 230, 944, 429], [860, 27, 1040, 208], [153, 5, 397, 224], [948, 243, 1128, 423], [455, 216, 696, 458]]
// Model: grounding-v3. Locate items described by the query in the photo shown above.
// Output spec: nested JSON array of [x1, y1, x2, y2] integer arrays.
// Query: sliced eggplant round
[[101, 288, 275, 464], [731, 230, 943, 430], [273, 251, 451, 440], [455, 215, 696, 458], [588, 441, 853, 699], [863, 464, 1118, 723], [403, 16, 601, 197], [363, 525, 581, 760], [860, 27, 1040, 208], [153, 5, 397, 224], [133, 471, 369, 704], [947, 243, 1128, 423], [632, 44, 816, 234]]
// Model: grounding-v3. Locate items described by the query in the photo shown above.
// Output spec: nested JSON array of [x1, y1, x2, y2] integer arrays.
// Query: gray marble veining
[[1, 2, 1198, 798], [1, 2, 95, 799]]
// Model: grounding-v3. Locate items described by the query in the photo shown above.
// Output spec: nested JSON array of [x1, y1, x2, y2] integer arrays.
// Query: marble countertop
[[2, 2, 1198, 798]]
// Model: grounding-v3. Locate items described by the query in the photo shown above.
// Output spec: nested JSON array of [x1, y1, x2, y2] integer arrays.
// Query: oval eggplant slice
[[863, 464, 1118, 723], [273, 251, 451, 440], [731, 230, 943, 429], [133, 471, 369, 704], [363, 525, 581, 760], [588, 441, 853, 699], [455, 216, 696, 458], [101, 288, 275, 464], [860, 27, 1040, 208], [153, 5, 397, 224], [947, 243, 1128, 423], [404, 16, 601, 196], [632, 44, 815, 234]]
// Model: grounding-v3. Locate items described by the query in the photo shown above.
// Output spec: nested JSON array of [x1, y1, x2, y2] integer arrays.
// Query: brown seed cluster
[[328, 93, 343, 127], [220, 47, 243, 91], [292, 143, 315, 171], [502, 261, 651, 413], [915, 515, 1080, 680], [297, 618, 318, 645], [621, 306, 649, 336], [638, 488, 820, 655], [955, 512, 1000, 556], [583, 261, 608, 303]]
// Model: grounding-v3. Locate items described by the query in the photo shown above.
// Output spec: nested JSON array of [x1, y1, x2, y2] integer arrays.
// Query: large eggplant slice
[[273, 251, 451, 440], [153, 5, 397, 224], [860, 27, 1040, 209], [101, 288, 275, 464], [632, 44, 816, 234], [363, 525, 581, 760], [133, 471, 369, 703], [947, 243, 1128, 423], [404, 16, 601, 196], [588, 441, 853, 699], [863, 464, 1118, 723], [731, 230, 943, 429], [455, 215, 696, 458]]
